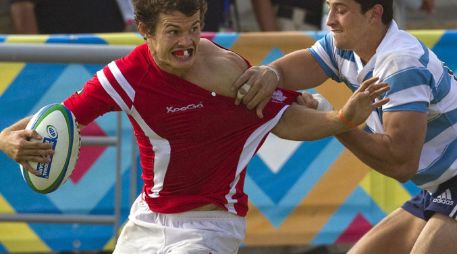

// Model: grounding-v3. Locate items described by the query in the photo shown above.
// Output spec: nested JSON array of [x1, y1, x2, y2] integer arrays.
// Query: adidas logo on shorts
[[432, 189, 454, 206]]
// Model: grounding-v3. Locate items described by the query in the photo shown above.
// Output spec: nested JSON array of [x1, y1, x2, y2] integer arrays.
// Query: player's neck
[[356, 24, 389, 65]]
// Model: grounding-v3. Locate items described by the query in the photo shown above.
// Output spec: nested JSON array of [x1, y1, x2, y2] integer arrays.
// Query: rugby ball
[[20, 104, 80, 194]]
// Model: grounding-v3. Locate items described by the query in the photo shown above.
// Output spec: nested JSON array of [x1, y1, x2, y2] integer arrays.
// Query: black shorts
[[402, 175, 457, 220]]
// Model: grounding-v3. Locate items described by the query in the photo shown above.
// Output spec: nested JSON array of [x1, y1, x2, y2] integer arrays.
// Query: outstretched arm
[[233, 49, 328, 118], [272, 77, 389, 140]]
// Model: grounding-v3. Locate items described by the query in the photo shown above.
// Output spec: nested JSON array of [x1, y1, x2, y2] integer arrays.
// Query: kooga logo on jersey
[[167, 102, 204, 113]]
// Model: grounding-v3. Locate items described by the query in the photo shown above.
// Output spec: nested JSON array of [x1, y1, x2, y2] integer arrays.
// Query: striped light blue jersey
[[309, 21, 457, 192]]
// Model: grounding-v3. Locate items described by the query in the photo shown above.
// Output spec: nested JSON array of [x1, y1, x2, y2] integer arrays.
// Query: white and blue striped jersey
[[309, 21, 457, 192]]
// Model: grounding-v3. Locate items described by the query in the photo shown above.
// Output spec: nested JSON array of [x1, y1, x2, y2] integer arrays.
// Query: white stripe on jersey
[[225, 106, 289, 213], [380, 55, 424, 81], [419, 124, 457, 169], [419, 163, 457, 192], [97, 70, 130, 113], [428, 56, 445, 87], [311, 44, 340, 78], [365, 111, 384, 133], [384, 85, 430, 110], [130, 107, 171, 198], [108, 61, 136, 101], [431, 76, 457, 112]]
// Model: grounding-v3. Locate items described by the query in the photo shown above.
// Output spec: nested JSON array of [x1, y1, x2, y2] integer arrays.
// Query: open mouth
[[172, 48, 194, 59]]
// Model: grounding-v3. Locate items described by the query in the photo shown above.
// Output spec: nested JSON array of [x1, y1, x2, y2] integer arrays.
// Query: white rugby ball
[[20, 104, 80, 194]]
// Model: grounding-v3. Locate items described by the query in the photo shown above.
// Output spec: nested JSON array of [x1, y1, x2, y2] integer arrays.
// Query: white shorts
[[113, 195, 246, 254]]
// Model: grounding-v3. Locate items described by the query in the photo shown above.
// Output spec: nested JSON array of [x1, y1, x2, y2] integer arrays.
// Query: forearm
[[273, 78, 389, 141], [272, 105, 350, 141], [336, 129, 418, 182], [269, 50, 328, 91]]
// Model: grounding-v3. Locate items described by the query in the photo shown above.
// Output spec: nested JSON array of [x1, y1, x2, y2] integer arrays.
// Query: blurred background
[[236, 0, 457, 32], [0, 1, 456, 254]]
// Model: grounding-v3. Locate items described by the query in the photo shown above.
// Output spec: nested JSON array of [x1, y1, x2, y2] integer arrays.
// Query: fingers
[[241, 74, 262, 109], [306, 94, 320, 109], [21, 129, 42, 140], [232, 67, 255, 92], [8, 130, 53, 161], [22, 147, 54, 157], [369, 84, 390, 99], [246, 86, 268, 110], [372, 98, 390, 108], [358, 78, 390, 103], [19, 161, 40, 176], [243, 70, 277, 109], [235, 83, 252, 105], [21, 154, 52, 163], [18, 130, 53, 150], [17, 129, 52, 150], [11, 148, 53, 163], [358, 77, 380, 93], [367, 83, 389, 109], [255, 98, 269, 119], [234, 68, 261, 106], [233, 65, 279, 113], [295, 92, 318, 108], [295, 94, 307, 106], [20, 139, 53, 151]]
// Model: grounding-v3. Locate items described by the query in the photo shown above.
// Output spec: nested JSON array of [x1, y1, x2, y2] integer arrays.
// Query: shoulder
[[116, 43, 150, 72], [102, 43, 149, 87], [375, 30, 428, 73], [119, 43, 149, 66], [375, 31, 428, 78], [199, 38, 249, 71], [375, 51, 426, 80], [312, 33, 336, 52]]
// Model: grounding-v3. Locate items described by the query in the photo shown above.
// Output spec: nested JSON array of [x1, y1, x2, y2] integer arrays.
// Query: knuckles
[[17, 139, 27, 148]]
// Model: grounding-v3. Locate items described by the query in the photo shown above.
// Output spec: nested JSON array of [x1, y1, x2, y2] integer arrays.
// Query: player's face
[[326, 0, 374, 50], [147, 11, 201, 76]]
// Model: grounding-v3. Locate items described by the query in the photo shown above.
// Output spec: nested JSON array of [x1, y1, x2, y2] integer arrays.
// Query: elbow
[[388, 162, 418, 183]]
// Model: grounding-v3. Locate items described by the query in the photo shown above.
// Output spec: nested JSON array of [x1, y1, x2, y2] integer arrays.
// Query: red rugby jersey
[[64, 43, 299, 216]]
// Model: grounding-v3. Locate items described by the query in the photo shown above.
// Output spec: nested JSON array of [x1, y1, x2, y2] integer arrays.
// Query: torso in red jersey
[[64, 42, 299, 216]]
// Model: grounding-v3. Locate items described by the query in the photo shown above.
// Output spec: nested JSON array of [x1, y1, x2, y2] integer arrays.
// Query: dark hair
[[354, 0, 393, 25], [132, 0, 208, 35]]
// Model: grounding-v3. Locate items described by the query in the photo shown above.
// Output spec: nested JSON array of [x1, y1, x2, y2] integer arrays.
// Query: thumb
[[23, 130, 42, 140]]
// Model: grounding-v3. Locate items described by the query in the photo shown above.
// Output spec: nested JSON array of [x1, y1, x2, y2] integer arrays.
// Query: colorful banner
[[0, 30, 456, 252]]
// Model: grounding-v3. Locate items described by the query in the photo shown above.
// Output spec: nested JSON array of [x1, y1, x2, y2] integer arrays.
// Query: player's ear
[[137, 22, 149, 40], [370, 4, 384, 23]]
